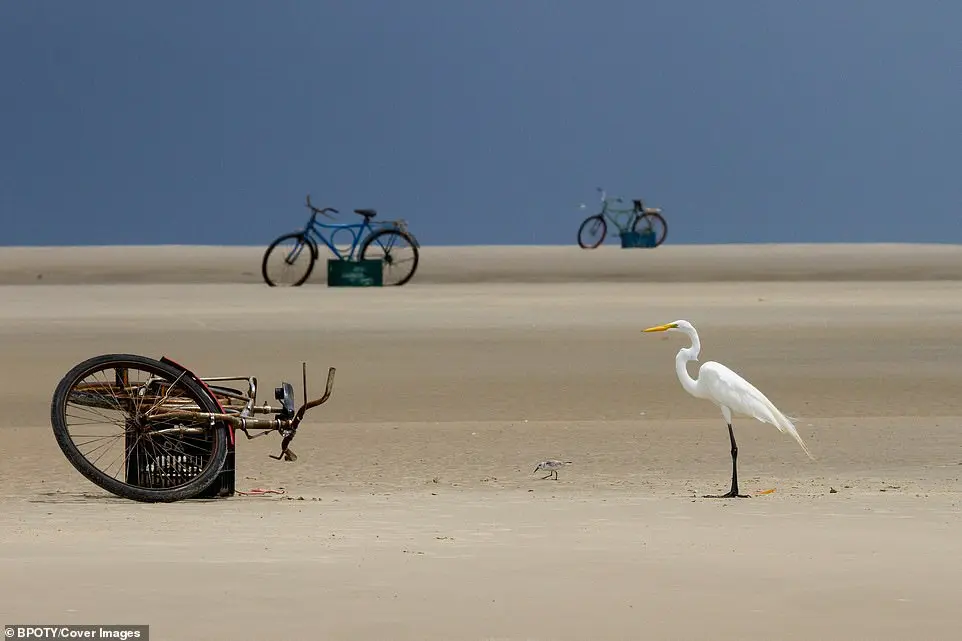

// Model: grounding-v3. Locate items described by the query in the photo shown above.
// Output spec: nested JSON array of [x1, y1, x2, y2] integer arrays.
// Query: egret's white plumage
[[643, 319, 813, 498], [696, 361, 813, 460]]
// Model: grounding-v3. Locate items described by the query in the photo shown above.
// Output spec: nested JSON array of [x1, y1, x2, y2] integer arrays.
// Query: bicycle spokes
[[284, 241, 306, 265], [263, 234, 315, 286], [360, 229, 419, 286], [62, 363, 217, 489], [578, 215, 607, 248]]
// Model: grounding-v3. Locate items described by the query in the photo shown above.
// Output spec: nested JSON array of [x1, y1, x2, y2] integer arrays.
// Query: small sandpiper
[[533, 459, 572, 480]]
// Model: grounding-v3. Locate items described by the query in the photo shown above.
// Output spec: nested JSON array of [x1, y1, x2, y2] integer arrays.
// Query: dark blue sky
[[2, 1, 959, 247]]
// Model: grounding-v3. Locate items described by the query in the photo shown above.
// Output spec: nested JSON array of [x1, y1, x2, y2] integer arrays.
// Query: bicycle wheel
[[50, 354, 230, 503], [262, 232, 317, 286], [359, 228, 420, 286], [577, 215, 607, 249], [632, 212, 668, 247]]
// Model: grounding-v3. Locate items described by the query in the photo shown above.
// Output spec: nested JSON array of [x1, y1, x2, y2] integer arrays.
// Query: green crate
[[619, 230, 657, 248], [327, 259, 383, 287]]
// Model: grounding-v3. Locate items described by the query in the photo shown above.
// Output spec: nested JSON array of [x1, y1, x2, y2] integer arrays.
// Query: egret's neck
[[674, 328, 702, 397]]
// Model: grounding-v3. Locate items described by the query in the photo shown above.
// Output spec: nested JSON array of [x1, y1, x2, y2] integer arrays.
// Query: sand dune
[[1, 244, 961, 640], [0, 242, 960, 285]]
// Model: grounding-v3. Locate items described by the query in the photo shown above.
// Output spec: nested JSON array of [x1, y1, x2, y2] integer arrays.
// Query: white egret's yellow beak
[[642, 323, 677, 333]]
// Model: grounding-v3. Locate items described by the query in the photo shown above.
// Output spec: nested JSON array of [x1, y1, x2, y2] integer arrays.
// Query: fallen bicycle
[[50, 353, 335, 503]]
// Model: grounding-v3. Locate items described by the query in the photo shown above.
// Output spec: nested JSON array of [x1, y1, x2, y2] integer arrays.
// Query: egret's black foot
[[702, 490, 751, 499]]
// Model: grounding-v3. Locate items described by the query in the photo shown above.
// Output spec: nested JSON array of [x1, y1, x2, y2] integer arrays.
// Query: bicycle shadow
[[28, 490, 227, 505], [29, 490, 129, 504]]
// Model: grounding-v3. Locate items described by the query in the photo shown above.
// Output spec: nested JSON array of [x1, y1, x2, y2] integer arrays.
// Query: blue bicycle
[[262, 194, 420, 287]]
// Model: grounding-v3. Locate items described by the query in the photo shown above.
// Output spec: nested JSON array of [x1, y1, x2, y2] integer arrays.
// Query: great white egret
[[642, 320, 814, 498]]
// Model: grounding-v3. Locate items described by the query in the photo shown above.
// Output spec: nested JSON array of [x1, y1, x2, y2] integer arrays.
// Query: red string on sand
[[237, 488, 286, 496]]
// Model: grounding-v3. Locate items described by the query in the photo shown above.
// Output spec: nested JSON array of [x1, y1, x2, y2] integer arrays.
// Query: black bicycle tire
[[577, 215, 607, 249], [262, 232, 317, 287], [50, 353, 229, 503], [359, 228, 420, 286], [632, 213, 668, 247]]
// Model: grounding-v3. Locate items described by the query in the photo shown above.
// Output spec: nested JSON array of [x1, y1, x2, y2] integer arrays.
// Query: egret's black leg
[[704, 424, 751, 499]]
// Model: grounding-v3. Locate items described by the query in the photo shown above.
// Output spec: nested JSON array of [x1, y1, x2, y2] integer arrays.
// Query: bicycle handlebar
[[597, 187, 625, 204], [305, 194, 339, 218], [149, 367, 335, 433], [149, 365, 336, 463], [598, 188, 624, 202]]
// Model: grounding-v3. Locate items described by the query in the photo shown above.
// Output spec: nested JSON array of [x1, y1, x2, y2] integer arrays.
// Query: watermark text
[[5, 626, 148, 640]]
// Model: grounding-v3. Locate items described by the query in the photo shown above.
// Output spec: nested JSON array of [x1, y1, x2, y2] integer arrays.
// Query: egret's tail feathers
[[760, 402, 815, 460], [775, 410, 815, 460], [790, 427, 815, 461]]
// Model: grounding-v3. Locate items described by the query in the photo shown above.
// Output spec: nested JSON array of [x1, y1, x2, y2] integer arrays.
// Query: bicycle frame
[[147, 358, 337, 462], [591, 188, 645, 233], [302, 214, 376, 261], [295, 196, 418, 261]]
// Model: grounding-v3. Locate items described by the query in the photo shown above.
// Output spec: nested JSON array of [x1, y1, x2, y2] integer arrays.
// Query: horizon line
[[2, 240, 962, 250]]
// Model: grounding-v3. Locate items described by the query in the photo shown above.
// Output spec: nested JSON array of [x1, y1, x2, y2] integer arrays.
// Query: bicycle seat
[[353, 209, 377, 219]]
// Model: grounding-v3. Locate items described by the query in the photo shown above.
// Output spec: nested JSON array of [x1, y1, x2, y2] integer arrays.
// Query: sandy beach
[[1, 243, 961, 641]]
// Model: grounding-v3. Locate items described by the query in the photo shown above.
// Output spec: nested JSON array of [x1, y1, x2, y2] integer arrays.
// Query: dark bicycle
[[576, 187, 668, 249]]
